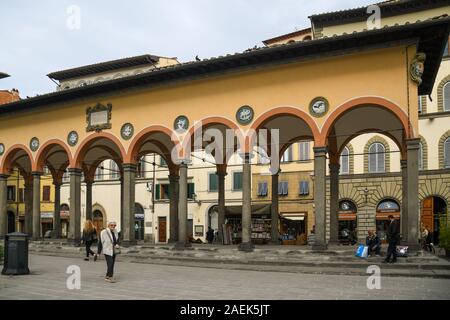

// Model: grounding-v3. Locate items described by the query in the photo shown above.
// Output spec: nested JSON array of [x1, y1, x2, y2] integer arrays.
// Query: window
[[137, 157, 146, 178], [299, 141, 310, 161], [95, 165, 104, 181], [42, 186, 51, 202], [257, 182, 268, 197], [418, 96, 423, 114], [188, 183, 195, 199], [7, 186, 15, 201], [419, 142, 423, 171], [340, 147, 350, 174], [43, 166, 50, 175], [299, 181, 309, 196], [155, 184, 170, 200], [208, 173, 218, 192], [110, 161, 120, 180], [18, 188, 24, 203], [368, 143, 385, 173], [445, 137, 450, 169], [278, 181, 288, 196], [281, 146, 293, 163], [160, 156, 167, 167], [233, 172, 243, 191], [444, 82, 450, 112]]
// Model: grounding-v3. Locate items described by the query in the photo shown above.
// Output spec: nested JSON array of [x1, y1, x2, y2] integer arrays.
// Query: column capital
[[31, 171, 43, 177], [53, 180, 62, 188], [169, 173, 180, 182], [84, 178, 94, 185], [329, 162, 340, 174], [313, 147, 328, 157], [122, 163, 137, 172], [238, 152, 254, 163], [67, 168, 83, 176], [406, 138, 421, 150], [0, 174, 10, 180]]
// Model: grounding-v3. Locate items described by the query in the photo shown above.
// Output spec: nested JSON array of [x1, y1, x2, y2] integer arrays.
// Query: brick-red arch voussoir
[[0, 144, 34, 175], [319, 97, 414, 146], [71, 132, 127, 169], [34, 139, 73, 172]]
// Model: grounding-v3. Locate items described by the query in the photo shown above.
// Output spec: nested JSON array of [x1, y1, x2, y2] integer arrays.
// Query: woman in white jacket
[[99, 221, 120, 283]]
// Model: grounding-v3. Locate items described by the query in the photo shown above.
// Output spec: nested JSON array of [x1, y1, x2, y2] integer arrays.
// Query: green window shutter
[[233, 172, 242, 190], [155, 184, 160, 200], [188, 183, 195, 199], [209, 173, 218, 192]]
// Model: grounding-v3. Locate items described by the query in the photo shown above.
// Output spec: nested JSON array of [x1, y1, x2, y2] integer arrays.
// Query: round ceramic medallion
[[174, 116, 189, 132], [236, 105, 254, 125], [309, 97, 329, 118], [30, 137, 40, 152], [67, 131, 79, 146]]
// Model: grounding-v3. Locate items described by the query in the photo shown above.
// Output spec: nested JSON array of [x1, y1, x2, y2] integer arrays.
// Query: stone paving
[[0, 254, 449, 300]]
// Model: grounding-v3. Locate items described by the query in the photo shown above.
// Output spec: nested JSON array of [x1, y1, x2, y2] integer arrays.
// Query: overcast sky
[[1, 0, 375, 97]]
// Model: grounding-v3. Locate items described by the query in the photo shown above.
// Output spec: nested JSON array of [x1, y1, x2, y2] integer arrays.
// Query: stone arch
[[92, 203, 107, 228], [34, 139, 73, 173], [438, 130, 450, 169], [418, 135, 428, 171], [419, 178, 450, 205], [437, 74, 450, 113], [320, 96, 414, 149], [339, 184, 365, 209], [369, 184, 402, 207], [71, 132, 126, 169], [0, 144, 34, 175], [364, 136, 391, 174]]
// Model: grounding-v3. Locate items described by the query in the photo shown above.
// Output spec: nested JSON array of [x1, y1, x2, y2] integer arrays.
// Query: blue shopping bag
[[355, 245, 368, 258]]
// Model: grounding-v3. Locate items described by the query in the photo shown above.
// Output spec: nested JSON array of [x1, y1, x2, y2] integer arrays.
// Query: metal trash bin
[[1, 232, 30, 275]]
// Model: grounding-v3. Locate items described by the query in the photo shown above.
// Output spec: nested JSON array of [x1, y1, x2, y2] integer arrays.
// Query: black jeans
[[385, 240, 398, 261], [85, 241, 95, 258], [368, 244, 381, 256], [105, 254, 116, 278]]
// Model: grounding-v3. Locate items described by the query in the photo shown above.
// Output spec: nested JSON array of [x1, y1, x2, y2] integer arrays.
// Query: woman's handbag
[[106, 230, 121, 255]]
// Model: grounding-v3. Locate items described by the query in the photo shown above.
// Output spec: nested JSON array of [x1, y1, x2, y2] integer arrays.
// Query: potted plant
[[439, 217, 450, 258]]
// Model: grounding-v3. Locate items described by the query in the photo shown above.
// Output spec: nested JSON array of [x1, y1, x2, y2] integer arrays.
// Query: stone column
[[53, 180, 61, 239], [168, 173, 179, 243], [329, 162, 340, 245], [406, 139, 420, 250], [120, 177, 124, 240], [270, 170, 280, 244], [24, 177, 33, 236], [239, 153, 254, 252], [0, 174, 8, 238], [175, 162, 191, 250], [217, 168, 227, 243], [85, 179, 93, 221], [32, 172, 42, 240], [175, 162, 191, 249], [122, 164, 136, 245], [313, 147, 328, 250], [401, 159, 408, 244], [68, 168, 82, 244]]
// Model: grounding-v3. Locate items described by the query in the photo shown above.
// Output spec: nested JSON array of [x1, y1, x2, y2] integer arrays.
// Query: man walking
[[384, 215, 400, 263]]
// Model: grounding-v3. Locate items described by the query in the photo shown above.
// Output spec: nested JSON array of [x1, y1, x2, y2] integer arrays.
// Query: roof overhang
[[1, 17, 449, 116]]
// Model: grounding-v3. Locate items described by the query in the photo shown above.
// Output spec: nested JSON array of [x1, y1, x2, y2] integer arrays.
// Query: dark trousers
[[385, 240, 398, 261], [85, 241, 95, 258], [105, 254, 116, 278], [368, 245, 381, 256]]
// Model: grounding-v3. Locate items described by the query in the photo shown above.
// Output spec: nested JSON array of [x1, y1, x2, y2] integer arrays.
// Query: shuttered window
[[368, 143, 385, 173], [257, 182, 268, 197], [188, 183, 195, 199], [299, 141, 310, 161], [340, 146, 350, 174], [209, 173, 218, 192], [43, 186, 51, 202], [445, 138, 450, 169], [419, 142, 423, 170], [110, 161, 120, 180], [281, 146, 293, 163], [7, 186, 15, 201], [233, 172, 243, 191], [299, 181, 310, 195], [278, 181, 288, 196], [444, 82, 450, 112]]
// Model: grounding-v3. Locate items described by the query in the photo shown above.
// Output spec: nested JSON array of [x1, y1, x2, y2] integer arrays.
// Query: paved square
[[0, 254, 449, 300]]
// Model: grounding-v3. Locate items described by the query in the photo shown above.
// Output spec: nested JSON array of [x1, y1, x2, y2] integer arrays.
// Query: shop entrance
[[93, 210, 104, 235], [376, 199, 401, 243], [134, 203, 145, 241], [7, 211, 15, 233], [338, 200, 357, 245], [158, 217, 167, 243], [421, 196, 447, 245], [280, 213, 307, 245]]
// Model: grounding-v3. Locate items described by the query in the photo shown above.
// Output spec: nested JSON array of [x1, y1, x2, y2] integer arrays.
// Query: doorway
[[158, 217, 167, 243], [421, 196, 447, 245], [134, 203, 145, 241], [93, 210, 104, 235], [7, 211, 15, 233]]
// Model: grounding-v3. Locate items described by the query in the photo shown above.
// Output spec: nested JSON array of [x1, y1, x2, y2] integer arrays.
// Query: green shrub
[[439, 217, 450, 251]]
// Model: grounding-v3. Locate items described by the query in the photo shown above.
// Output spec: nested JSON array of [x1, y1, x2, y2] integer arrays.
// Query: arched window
[[418, 142, 423, 170], [281, 146, 293, 163], [368, 143, 385, 173], [445, 137, 450, 169], [340, 147, 350, 174], [444, 82, 450, 112], [110, 161, 119, 180]]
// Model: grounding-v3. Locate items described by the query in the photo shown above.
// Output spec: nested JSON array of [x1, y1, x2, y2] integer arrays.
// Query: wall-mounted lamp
[[192, 193, 202, 206]]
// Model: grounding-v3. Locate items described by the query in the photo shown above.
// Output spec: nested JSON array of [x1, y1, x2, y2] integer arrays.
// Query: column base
[[168, 238, 178, 244], [67, 238, 82, 247], [405, 243, 421, 254], [173, 242, 192, 250], [269, 240, 281, 245], [121, 240, 137, 247], [238, 242, 255, 252], [312, 244, 328, 251]]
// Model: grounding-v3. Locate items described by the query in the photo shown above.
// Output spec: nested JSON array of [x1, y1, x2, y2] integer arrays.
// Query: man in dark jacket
[[384, 215, 400, 263]]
